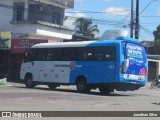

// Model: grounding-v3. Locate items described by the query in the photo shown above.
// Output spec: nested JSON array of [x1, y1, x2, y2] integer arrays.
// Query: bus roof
[[32, 37, 140, 48], [116, 37, 140, 44]]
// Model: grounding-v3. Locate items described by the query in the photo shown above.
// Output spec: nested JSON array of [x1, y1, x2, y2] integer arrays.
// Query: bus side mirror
[[123, 59, 129, 73]]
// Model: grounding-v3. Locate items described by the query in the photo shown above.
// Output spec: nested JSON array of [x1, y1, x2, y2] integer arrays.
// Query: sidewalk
[[0, 79, 23, 86]]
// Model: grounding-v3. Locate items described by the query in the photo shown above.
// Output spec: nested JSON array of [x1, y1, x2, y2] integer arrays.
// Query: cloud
[[64, 13, 86, 29], [104, 7, 130, 16]]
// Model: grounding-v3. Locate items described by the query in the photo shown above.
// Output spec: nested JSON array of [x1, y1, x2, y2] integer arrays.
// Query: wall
[[0, 0, 73, 41], [30, 0, 74, 8], [0, 0, 13, 31], [0, 0, 29, 31], [148, 59, 160, 81], [28, 4, 64, 25]]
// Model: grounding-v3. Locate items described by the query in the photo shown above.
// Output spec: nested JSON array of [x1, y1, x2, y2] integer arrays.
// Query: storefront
[[0, 31, 11, 78], [11, 39, 50, 80], [0, 38, 54, 80]]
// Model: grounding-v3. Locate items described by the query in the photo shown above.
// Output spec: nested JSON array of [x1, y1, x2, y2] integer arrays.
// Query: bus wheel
[[99, 86, 110, 95], [25, 75, 36, 88], [76, 78, 90, 93], [48, 84, 57, 90]]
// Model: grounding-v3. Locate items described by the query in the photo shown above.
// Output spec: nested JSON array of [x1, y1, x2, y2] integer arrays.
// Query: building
[[147, 55, 160, 60], [147, 55, 160, 81], [0, 0, 74, 80], [101, 30, 128, 40], [148, 59, 160, 82], [0, 0, 74, 41]]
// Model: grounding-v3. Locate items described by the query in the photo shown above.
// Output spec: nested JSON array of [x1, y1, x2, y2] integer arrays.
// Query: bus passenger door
[[39, 62, 51, 82], [53, 61, 71, 83], [52, 64, 60, 83], [32, 61, 40, 81], [33, 61, 51, 82]]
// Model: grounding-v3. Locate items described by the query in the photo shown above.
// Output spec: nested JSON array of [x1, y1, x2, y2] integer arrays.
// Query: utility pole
[[130, 0, 134, 38], [135, 0, 139, 39]]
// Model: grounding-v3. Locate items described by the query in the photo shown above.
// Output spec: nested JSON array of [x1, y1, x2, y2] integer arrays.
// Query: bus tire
[[76, 78, 90, 93], [48, 84, 57, 90], [25, 74, 36, 88], [99, 86, 110, 95]]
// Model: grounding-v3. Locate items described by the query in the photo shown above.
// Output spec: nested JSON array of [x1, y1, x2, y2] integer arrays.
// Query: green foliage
[[153, 25, 160, 41], [154, 39, 160, 45], [73, 17, 99, 38], [153, 25, 160, 54], [153, 39, 160, 54]]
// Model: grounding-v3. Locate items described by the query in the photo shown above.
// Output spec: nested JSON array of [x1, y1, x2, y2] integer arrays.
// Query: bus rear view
[[115, 37, 147, 91]]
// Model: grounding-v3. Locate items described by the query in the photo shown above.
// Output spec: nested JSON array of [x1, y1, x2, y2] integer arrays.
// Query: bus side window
[[110, 46, 116, 61], [76, 48, 84, 61], [105, 46, 116, 61], [88, 48, 95, 61], [72, 53, 77, 60], [95, 53, 103, 61], [105, 53, 111, 61], [60, 48, 71, 61], [79, 47, 94, 61], [45, 49, 54, 61], [23, 49, 36, 63], [35, 49, 46, 61], [70, 48, 77, 61], [76, 47, 95, 61], [46, 53, 53, 61], [54, 48, 62, 61], [110, 54, 116, 61], [94, 47, 105, 61], [87, 53, 93, 60]]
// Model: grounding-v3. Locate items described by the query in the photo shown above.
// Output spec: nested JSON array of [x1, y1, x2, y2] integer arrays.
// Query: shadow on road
[[11, 84, 131, 97], [7, 79, 23, 84]]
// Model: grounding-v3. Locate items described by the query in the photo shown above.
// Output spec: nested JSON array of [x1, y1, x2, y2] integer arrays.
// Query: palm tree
[[73, 17, 99, 38]]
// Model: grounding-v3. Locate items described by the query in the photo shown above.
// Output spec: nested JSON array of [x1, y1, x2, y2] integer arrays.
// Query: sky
[[64, 0, 160, 41]]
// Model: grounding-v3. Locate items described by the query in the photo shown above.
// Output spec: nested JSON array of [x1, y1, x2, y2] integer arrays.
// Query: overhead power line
[[0, 2, 158, 40], [67, 8, 131, 12], [66, 10, 131, 14]]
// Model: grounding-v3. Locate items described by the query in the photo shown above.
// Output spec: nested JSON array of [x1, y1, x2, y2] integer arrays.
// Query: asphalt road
[[0, 81, 160, 120]]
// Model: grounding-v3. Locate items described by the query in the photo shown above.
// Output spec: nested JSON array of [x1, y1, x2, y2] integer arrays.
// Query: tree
[[154, 39, 160, 54], [73, 17, 99, 38], [153, 25, 160, 41], [153, 25, 160, 54]]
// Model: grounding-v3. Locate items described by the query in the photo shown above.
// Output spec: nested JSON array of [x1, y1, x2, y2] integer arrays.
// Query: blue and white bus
[[20, 37, 147, 94]]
